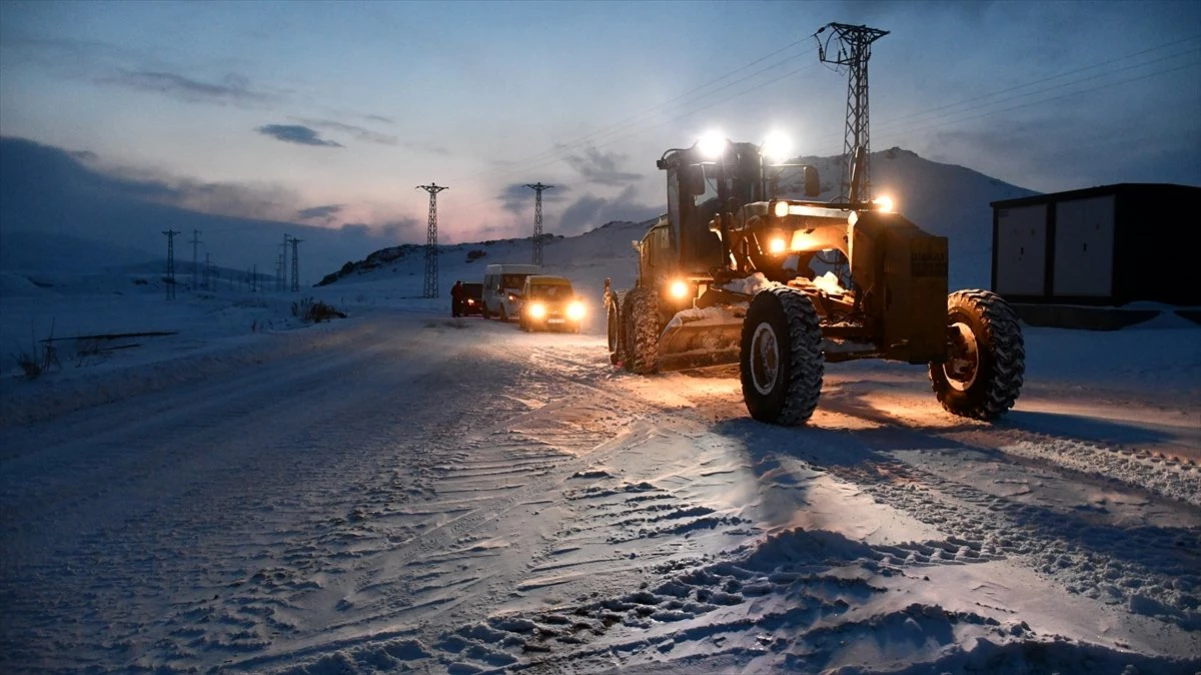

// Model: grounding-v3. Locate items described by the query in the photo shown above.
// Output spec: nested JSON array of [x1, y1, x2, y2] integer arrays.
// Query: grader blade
[[655, 316, 743, 372]]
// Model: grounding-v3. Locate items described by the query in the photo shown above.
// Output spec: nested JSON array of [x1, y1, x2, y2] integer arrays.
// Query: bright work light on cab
[[874, 195, 895, 212], [773, 200, 789, 218], [761, 130, 792, 164], [669, 280, 689, 299], [698, 130, 727, 159]]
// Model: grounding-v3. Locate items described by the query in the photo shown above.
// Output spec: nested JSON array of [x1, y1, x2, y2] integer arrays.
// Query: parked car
[[518, 275, 584, 333], [460, 282, 483, 316]]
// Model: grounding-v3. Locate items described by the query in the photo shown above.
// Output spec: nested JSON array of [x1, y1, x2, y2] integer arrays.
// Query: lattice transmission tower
[[815, 22, 888, 205], [162, 229, 180, 299], [290, 237, 303, 292], [416, 183, 449, 298], [524, 182, 553, 266]]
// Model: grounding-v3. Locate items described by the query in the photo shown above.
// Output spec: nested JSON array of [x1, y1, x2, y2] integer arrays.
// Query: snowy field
[[1, 265, 1199, 674]]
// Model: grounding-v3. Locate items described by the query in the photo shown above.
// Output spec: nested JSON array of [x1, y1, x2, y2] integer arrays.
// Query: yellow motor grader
[[603, 138, 1025, 425]]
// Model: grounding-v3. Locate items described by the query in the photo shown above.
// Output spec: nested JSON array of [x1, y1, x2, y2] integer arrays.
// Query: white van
[[481, 263, 542, 321]]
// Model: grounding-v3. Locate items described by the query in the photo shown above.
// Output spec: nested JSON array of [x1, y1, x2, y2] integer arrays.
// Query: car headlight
[[466, 299, 475, 305], [567, 301, 585, 321], [529, 302, 546, 319]]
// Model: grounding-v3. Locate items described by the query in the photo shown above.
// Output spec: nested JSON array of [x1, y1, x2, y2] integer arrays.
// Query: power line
[[450, 61, 826, 214], [460, 33, 1200, 213], [879, 34, 1201, 131], [865, 46, 1201, 151], [872, 57, 1201, 151], [448, 40, 818, 187]]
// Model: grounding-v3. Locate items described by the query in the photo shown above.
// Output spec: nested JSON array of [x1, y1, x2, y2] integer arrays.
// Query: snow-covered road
[[2, 308, 1199, 674]]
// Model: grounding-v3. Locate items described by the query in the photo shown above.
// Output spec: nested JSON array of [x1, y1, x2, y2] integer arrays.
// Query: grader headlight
[[769, 237, 788, 254], [669, 280, 690, 299]]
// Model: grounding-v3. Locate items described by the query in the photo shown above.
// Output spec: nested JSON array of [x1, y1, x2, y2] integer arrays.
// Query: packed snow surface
[[2, 149, 1199, 672], [2, 273, 1198, 675]]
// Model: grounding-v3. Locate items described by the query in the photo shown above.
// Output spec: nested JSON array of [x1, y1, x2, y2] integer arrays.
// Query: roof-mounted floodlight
[[697, 130, 728, 159], [761, 130, 792, 164]]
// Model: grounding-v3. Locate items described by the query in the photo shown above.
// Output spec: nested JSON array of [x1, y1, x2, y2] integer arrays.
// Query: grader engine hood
[[849, 211, 948, 363]]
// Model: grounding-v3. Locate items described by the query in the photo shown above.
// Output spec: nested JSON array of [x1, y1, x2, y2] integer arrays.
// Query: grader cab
[[603, 137, 1025, 425]]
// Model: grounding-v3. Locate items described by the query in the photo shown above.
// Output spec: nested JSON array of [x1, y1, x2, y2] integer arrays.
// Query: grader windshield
[[658, 141, 767, 276]]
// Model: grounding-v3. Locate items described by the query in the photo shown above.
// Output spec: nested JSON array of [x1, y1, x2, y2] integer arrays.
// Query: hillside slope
[[318, 147, 1038, 297]]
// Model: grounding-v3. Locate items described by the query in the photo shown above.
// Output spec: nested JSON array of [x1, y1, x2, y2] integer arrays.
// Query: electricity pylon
[[816, 22, 888, 204], [417, 183, 449, 298], [524, 182, 554, 266], [290, 237, 303, 292], [163, 229, 180, 299]]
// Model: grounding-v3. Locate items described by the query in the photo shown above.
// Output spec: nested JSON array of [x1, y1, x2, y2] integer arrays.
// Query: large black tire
[[482, 303, 492, 320], [623, 287, 660, 375], [739, 287, 824, 425], [929, 289, 1025, 420], [498, 305, 508, 322], [606, 292, 626, 365]]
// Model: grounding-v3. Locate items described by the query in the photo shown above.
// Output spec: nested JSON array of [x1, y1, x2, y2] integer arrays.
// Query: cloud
[[297, 204, 344, 223], [104, 70, 279, 106], [256, 124, 343, 147], [556, 186, 661, 235], [0, 137, 433, 278], [564, 147, 642, 186], [403, 141, 451, 156], [365, 114, 396, 125], [498, 182, 570, 214], [338, 219, 422, 242], [294, 118, 398, 146]]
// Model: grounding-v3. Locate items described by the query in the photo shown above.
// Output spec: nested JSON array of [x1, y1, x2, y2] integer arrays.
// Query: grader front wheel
[[929, 290, 1025, 420], [739, 287, 824, 425]]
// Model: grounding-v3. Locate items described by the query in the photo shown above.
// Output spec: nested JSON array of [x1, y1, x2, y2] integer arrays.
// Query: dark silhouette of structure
[[417, 183, 449, 298]]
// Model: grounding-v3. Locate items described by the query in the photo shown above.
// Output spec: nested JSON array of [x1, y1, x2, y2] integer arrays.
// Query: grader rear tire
[[739, 287, 824, 425], [623, 287, 659, 375], [606, 292, 626, 365], [929, 289, 1025, 420]]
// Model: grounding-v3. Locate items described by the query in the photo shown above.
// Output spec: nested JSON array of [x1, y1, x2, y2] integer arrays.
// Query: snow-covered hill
[[316, 147, 1037, 298]]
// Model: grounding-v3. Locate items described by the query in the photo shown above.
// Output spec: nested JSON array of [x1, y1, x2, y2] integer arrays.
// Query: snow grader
[[602, 138, 1026, 425]]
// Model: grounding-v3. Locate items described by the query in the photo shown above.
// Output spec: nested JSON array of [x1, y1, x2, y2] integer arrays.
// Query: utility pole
[[252, 264, 257, 293], [162, 229, 180, 300], [816, 22, 888, 205], [290, 237, 303, 292], [205, 252, 212, 290], [524, 182, 554, 266], [189, 229, 202, 291], [416, 183, 449, 298]]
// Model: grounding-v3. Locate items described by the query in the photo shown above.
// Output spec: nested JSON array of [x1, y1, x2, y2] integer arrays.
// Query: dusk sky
[[2, 0, 1198, 249]]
